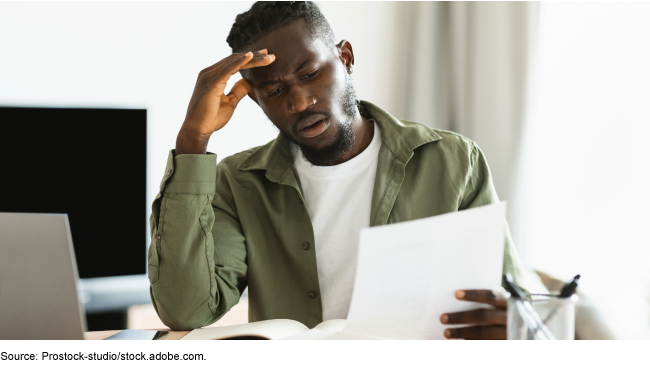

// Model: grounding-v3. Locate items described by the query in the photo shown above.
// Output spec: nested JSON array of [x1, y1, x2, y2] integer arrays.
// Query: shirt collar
[[358, 100, 441, 163], [238, 100, 442, 181]]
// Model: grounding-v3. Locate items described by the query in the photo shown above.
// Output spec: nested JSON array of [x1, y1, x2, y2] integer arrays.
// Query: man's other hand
[[440, 289, 508, 340]]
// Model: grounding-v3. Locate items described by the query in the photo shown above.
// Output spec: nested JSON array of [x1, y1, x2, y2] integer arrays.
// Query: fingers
[[440, 308, 507, 326], [200, 50, 273, 78], [199, 52, 251, 77], [227, 78, 252, 107], [240, 53, 275, 70], [202, 51, 274, 91], [203, 53, 255, 96], [444, 325, 506, 340], [239, 48, 274, 70], [195, 49, 274, 96], [211, 51, 273, 74], [219, 53, 255, 77], [455, 289, 507, 308], [440, 289, 509, 340]]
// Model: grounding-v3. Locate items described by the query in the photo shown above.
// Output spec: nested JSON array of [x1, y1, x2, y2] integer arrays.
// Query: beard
[[285, 74, 358, 166]]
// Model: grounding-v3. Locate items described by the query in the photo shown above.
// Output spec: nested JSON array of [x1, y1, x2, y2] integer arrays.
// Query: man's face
[[242, 19, 357, 165]]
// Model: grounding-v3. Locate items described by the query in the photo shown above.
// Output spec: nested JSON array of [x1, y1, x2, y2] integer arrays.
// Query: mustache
[[293, 109, 333, 134]]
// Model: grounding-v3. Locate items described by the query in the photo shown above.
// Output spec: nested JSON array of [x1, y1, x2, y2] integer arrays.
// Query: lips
[[297, 114, 330, 138], [297, 114, 328, 131]]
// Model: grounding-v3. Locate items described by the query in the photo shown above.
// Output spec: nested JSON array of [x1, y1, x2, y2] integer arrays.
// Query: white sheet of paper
[[343, 202, 507, 340], [280, 328, 372, 340]]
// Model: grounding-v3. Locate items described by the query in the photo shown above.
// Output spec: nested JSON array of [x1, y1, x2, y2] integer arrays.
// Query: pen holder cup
[[507, 294, 578, 340]]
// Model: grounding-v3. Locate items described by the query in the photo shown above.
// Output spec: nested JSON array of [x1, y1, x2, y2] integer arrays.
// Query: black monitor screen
[[0, 107, 146, 279]]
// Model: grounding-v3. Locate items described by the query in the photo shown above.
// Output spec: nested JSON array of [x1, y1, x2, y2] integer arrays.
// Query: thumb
[[227, 78, 252, 109]]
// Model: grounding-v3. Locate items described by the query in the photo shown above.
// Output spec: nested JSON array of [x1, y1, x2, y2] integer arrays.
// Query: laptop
[[0, 213, 86, 340]]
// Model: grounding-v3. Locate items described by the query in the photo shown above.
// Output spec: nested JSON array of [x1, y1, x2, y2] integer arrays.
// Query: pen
[[503, 274, 556, 340], [503, 273, 527, 299], [539, 274, 581, 327], [559, 274, 580, 298]]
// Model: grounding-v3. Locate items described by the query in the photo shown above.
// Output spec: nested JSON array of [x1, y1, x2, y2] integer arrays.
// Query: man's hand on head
[[440, 289, 508, 340], [176, 50, 275, 155]]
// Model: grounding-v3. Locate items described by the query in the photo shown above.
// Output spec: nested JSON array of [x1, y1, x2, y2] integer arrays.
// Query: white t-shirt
[[291, 121, 382, 320]]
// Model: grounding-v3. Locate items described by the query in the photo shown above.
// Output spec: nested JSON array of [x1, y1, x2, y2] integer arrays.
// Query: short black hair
[[226, 1, 337, 53]]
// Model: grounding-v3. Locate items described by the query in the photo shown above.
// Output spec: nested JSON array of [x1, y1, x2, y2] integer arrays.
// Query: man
[[148, 1, 527, 339]]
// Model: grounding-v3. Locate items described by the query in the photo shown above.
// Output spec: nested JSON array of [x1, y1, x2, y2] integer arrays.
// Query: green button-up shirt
[[148, 100, 528, 331]]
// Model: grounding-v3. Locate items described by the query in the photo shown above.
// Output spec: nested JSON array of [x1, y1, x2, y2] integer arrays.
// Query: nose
[[288, 87, 316, 114]]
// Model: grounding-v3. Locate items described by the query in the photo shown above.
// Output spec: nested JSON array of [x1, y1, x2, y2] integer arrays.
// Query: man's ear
[[248, 90, 259, 105], [336, 40, 355, 71]]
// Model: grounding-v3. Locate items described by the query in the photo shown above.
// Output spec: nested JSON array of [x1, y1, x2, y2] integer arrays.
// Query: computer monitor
[[0, 106, 149, 318]]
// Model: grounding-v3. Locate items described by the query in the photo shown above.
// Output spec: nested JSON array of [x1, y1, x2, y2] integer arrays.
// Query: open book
[[183, 203, 507, 340], [181, 319, 377, 340]]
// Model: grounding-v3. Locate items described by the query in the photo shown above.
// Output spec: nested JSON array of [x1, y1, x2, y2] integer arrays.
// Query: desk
[[84, 330, 190, 341], [84, 297, 250, 340]]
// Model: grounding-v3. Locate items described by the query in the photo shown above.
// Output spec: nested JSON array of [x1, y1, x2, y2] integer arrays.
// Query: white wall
[[0, 1, 410, 243]]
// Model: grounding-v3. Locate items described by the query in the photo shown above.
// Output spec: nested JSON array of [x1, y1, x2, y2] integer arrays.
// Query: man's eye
[[268, 88, 282, 97], [304, 70, 319, 79]]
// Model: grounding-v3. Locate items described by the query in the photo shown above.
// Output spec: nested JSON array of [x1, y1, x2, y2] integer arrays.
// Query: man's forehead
[[242, 21, 334, 83], [245, 46, 327, 84]]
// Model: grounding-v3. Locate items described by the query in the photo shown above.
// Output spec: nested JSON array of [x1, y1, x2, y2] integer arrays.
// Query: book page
[[280, 319, 347, 340], [282, 319, 378, 340], [313, 319, 347, 332], [281, 319, 380, 340], [181, 319, 309, 340], [343, 203, 507, 340]]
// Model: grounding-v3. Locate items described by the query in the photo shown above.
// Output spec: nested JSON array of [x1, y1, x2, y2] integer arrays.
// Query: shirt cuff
[[161, 149, 217, 195]]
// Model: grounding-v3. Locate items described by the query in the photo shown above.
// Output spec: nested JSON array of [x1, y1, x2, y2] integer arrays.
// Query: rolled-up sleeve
[[148, 150, 247, 330]]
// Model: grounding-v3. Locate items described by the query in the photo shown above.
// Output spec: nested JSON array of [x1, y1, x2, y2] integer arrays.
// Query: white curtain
[[398, 2, 539, 261]]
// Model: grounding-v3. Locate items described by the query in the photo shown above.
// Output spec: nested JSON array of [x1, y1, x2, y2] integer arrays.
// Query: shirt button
[[308, 292, 317, 299], [166, 169, 172, 176], [302, 242, 310, 250], [298, 198, 304, 206], [155, 234, 161, 240]]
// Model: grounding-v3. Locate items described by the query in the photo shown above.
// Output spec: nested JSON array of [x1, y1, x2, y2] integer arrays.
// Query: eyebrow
[[257, 58, 315, 88], [294, 58, 314, 74]]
